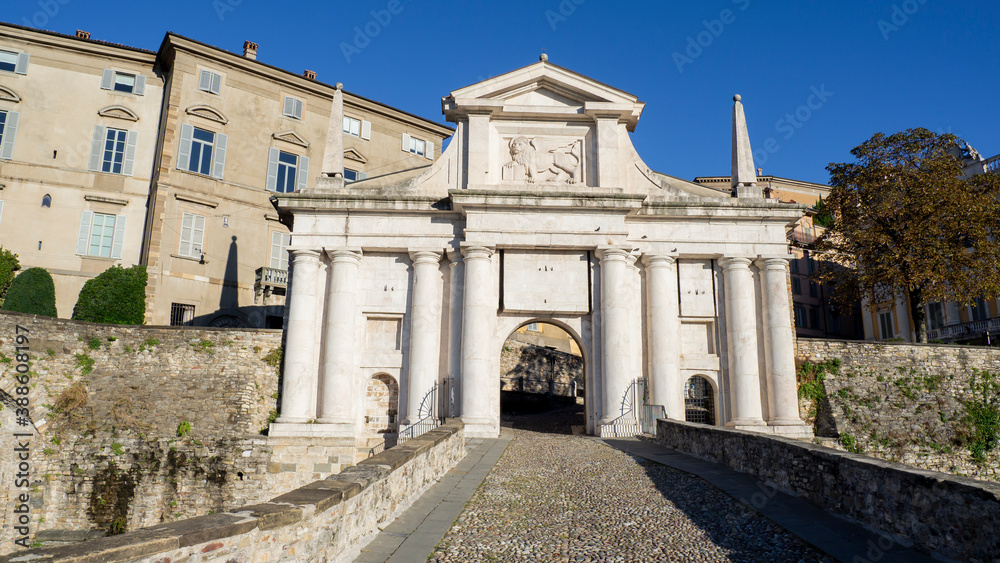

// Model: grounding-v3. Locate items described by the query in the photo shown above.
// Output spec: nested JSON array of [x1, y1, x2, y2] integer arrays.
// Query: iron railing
[[397, 383, 443, 445], [600, 378, 665, 437]]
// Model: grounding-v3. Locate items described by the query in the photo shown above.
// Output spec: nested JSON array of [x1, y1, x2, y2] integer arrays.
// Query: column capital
[[595, 247, 632, 262], [289, 248, 322, 264], [756, 257, 790, 272], [719, 256, 754, 270], [409, 249, 444, 265], [323, 248, 363, 264], [461, 245, 494, 260], [641, 254, 676, 268]]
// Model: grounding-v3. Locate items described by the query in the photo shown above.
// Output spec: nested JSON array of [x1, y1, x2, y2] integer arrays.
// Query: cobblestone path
[[430, 408, 831, 562]]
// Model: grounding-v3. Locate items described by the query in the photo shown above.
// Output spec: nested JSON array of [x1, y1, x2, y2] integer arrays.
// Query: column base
[[598, 422, 640, 438], [268, 422, 355, 438], [727, 418, 767, 428], [768, 422, 815, 438], [274, 415, 310, 424], [460, 416, 499, 438]]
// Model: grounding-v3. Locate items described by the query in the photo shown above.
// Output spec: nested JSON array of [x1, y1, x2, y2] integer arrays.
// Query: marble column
[[317, 249, 362, 429], [446, 251, 465, 418], [597, 248, 633, 430], [459, 246, 496, 434], [758, 258, 804, 427], [405, 250, 444, 424], [276, 249, 322, 423], [643, 254, 683, 419], [720, 257, 766, 427]]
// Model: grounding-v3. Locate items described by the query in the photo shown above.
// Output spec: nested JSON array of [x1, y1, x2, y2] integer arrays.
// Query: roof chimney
[[76, 30, 91, 40], [303, 69, 317, 80], [242, 40, 258, 60]]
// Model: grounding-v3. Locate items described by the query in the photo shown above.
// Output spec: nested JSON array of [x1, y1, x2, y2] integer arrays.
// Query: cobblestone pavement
[[430, 408, 832, 563]]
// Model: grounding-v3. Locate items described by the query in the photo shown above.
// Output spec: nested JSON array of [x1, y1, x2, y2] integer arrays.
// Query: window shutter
[[177, 123, 194, 170], [88, 125, 106, 172], [295, 99, 304, 119], [297, 155, 309, 191], [179, 213, 193, 257], [359, 171, 368, 180], [283, 97, 293, 117], [101, 69, 114, 90], [198, 70, 211, 91], [265, 147, 279, 191], [401, 133, 410, 152], [76, 211, 93, 255], [361, 120, 371, 140], [210, 73, 222, 95], [123, 130, 139, 176], [14, 53, 29, 75], [426, 141, 434, 160], [193, 214, 206, 254], [0, 111, 18, 160], [111, 215, 127, 259], [270, 231, 284, 269], [134, 74, 146, 96], [211, 133, 227, 179]]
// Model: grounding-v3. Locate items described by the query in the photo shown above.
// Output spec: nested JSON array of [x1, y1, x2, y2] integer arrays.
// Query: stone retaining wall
[[0, 420, 465, 563], [795, 338, 1000, 481], [654, 418, 1000, 562]]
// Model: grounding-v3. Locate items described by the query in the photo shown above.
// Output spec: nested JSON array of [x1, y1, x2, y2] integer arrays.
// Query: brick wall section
[[0, 421, 465, 563], [0, 311, 356, 553], [499, 339, 583, 396], [795, 338, 1000, 481], [653, 418, 1000, 562]]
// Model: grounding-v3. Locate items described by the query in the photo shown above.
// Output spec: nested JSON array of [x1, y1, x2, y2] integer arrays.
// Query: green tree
[[72, 265, 148, 325], [811, 196, 834, 228], [2, 267, 57, 317], [0, 247, 20, 307], [816, 128, 1000, 342]]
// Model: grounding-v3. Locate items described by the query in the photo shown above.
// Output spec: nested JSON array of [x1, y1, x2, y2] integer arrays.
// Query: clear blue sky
[[10, 0, 999, 185]]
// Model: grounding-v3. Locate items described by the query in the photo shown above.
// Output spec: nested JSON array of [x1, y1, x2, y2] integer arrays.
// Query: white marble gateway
[[270, 57, 812, 440]]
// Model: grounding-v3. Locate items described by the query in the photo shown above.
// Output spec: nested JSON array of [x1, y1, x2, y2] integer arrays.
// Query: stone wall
[[795, 338, 1000, 481], [0, 311, 357, 554], [499, 339, 584, 397], [653, 418, 1000, 562], [0, 421, 465, 563]]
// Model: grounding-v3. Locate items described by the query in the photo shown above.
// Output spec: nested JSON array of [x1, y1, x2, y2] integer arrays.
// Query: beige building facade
[[0, 24, 452, 327]]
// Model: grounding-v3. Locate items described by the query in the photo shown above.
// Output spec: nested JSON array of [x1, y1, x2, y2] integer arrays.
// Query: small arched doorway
[[363, 373, 399, 449], [684, 375, 716, 425]]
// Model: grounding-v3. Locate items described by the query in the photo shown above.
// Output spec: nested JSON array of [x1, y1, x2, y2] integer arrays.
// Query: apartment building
[[0, 23, 453, 327]]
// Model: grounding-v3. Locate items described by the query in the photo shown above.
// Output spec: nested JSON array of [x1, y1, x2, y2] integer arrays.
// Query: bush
[[72, 265, 147, 325], [0, 247, 19, 306], [1, 267, 57, 317]]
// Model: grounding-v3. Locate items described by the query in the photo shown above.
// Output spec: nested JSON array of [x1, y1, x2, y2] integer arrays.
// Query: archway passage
[[499, 322, 585, 432], [684, 376, 716, 425], [362, 373, 399, 449]]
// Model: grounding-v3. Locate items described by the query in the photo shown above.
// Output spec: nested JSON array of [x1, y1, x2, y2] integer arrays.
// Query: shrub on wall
[[72, 265, 148, 325], [1, 267, 57, 317], [0, 247, 20, 307]]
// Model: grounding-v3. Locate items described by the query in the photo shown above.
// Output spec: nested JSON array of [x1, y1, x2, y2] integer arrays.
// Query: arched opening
[[499, 321, 585, 431], [684, 375, 716, 425], [363, 373, 399, 450], [41, 194, 51, 208]]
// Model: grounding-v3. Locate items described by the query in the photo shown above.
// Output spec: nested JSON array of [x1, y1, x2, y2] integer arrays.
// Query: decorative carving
[[98, 105, 139, 122], [185, 104, 229, 125], [504, 136, 581, 184], [272, 129, 310, 148]]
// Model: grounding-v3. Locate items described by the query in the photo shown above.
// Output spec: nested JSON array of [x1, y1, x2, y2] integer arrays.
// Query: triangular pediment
[[449, 61, 638, 106], [98, 105, 139, 122], [344, 147, 367, 163], [272, 130, 310, 148]]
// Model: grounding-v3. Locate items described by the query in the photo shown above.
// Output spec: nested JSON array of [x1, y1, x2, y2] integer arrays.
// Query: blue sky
[[9, 0, 999, 184]]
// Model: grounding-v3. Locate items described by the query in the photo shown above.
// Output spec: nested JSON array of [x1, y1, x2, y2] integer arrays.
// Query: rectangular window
[[198, 70, 222, 94], [927, 302, 944, 330], [792, 277, 801, 294], [177, 124, 226, 179], [808, 307, 819, 329], [0, 50, 16, 73], [89, 213, 116, 258], [971, 297, 989, 321], [270, 231, 291, 270], [344, 168, 358, 183], [408, 136, 425, 157], [0, 110, 19, 160], [808, 281, 818, 298], [100, 69, 145, 95], [102, 128, 128, 174], [179, 212, 206, 259], [794, 307, 806, 328], [790, 259, 799, 274], [114, 72, 135, 93], [879, 311, 894, 340], [525, 323, 540, 332], [76, 211, 126, 259], [283, 96, 303, 119], [343, 116, 361, 137], [276, 151, 298, 193], [170, 303, 195, 326], [189, 127, 215, 176], [266, 148, 309, 192]]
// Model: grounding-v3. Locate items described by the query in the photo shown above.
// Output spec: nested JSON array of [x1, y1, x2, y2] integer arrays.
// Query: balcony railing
[[254, 266, 288, 304], [927, 316, 1000, 343]]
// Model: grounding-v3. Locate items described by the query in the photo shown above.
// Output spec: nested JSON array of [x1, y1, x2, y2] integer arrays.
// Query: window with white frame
[[343, 168, 367, 183], [283, 96, 303, 120], [198, 70, 222, 94], [525, 323, 540, 332], [0, 110, 19, 160], [270, 231, 291, 270], [343, 116, 371, 140], [971, 297, 989, 321], [101, 69, 146, 95], [879, 310, 894, 340], [178, 212, 206, 259], [927, 302, 944, 330], [266, 148, 309, 193], [177, 124, 227, 179], [76, 211, 126, 259], [102, 128, 127, 173], [402, 133, 433, 159], [0, 49, 28, 74], [408, 136, 425, 157], [88, 125, 138, 175]]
